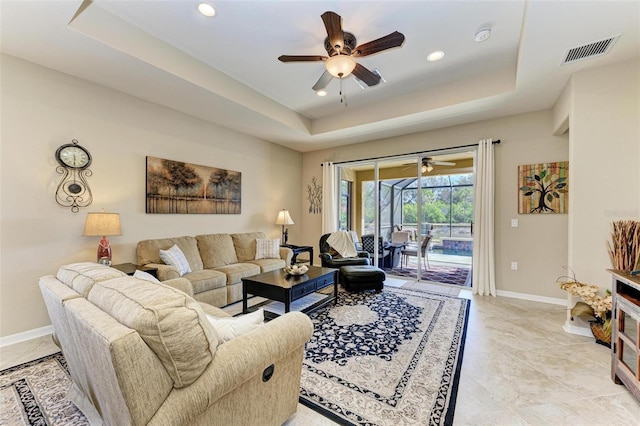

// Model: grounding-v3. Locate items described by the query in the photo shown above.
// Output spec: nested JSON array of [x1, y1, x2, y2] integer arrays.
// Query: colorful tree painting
[[518, 162, 568, 214]]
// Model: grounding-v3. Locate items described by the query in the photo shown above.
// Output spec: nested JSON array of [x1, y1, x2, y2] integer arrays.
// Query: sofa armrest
[[357, 251, 370, 259], [152, 312, 313, 423], [161, 278, 194, 297], [279, 247, 293, 265], [144, 263, 180, 281]]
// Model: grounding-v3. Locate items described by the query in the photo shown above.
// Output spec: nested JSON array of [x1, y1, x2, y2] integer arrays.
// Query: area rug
[[0, 352, 88, 426], [388, 264, 471, 286], [300, 287, 470, 426]]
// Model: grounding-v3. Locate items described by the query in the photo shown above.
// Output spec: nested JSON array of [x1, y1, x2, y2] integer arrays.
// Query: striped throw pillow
[[255, 239, 280, 260], [159, 244, 192, 276]]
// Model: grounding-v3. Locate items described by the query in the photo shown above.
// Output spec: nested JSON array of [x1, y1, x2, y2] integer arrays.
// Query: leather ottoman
[[339, 265, 385, 293]]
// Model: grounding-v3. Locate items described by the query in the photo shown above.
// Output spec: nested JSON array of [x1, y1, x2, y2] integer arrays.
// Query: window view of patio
[[339, 157, 473, 286]]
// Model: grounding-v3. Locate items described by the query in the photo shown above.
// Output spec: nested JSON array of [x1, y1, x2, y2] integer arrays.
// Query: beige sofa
[[39, 262, 313, 426], [137, 232, 293, 307]]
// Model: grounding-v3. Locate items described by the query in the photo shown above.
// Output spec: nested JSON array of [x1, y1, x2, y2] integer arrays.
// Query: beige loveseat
[[137, 232, 293, 307], [39, 262, 313, 426]]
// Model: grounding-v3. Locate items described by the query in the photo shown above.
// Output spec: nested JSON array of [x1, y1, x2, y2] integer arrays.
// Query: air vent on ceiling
[[562, 34, 620, 65]]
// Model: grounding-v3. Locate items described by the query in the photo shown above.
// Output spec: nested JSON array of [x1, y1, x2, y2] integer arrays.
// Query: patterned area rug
[[0, 352, 88, 426], [300, 287, 470, 426], [388, 264, 471, 286]]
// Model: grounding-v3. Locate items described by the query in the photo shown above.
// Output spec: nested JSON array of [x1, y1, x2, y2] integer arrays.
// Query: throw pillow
[[159, 244, 191, 276], [206, 309, 264, 343], [255, 238, 280, 260], [133, 269, 161, 284]]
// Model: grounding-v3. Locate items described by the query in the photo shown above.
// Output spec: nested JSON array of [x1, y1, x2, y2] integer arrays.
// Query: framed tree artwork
[[518, 162, 568, 214], [146, 156, 241, 214]]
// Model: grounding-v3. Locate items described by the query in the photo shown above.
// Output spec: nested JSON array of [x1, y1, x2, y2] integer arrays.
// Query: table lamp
[[275, 209, 294, 245], [83, 211, 122, 265]]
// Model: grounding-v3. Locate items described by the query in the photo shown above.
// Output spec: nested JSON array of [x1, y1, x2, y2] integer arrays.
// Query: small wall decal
[[307, 176, 322, 214]]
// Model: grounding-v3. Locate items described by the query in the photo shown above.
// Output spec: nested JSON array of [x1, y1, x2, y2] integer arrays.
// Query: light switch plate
[[511, 219, 519, 228]]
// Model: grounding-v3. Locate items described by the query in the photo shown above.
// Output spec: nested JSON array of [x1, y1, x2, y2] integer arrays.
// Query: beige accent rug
[[0, 353, 88, 425]]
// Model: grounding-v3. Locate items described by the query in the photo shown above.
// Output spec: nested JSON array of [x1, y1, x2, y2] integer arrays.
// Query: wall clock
[[55, 139, 93, 213]]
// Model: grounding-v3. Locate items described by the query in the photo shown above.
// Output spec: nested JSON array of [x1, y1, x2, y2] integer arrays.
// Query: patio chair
[[401, 234, 432, 270], [361, 234, 391, 267]]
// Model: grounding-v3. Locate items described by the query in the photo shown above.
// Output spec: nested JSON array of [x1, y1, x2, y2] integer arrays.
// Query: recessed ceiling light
[[198, 3, 216, 17], [316, 89, 327, 97], [475, 28, 491, 42], [427, 51, 445, 62]]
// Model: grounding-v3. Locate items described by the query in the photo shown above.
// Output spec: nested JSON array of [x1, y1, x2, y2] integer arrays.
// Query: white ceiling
[[1, 1, 638, 152]]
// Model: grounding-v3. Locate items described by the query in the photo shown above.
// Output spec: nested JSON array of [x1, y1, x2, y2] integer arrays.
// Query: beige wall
[[0, 55, 302, 337], [302, 110, 570, 299], [565, 58, 640, 286]]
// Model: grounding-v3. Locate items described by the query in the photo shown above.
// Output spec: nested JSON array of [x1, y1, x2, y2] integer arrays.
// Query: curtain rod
[[321, 139, 501, 166]]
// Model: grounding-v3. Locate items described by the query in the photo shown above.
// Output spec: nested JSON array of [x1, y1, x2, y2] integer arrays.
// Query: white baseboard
[[496, 290, 567, 306], [0, 325, 53, 348]]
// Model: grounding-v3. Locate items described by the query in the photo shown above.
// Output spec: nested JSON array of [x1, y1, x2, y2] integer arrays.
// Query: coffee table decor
[[300, 287, 470, 426], [284, 264, 308, 276]]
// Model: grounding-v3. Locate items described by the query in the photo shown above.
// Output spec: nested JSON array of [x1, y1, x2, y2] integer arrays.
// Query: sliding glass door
[[336, 150, 474, 285]]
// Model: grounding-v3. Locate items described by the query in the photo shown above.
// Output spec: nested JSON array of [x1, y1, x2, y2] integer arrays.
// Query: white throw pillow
[[206, 309, 264, 343], [255, 238, 280, 260], [133, 269, 161, 284], [159, 244, 191, 276]]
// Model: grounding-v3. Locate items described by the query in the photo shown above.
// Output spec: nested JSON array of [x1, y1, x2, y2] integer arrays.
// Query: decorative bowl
[[284, 264, 309, 276]]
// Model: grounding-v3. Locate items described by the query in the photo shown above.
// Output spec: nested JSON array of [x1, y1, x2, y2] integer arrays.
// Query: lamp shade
[[275, 210, 294, 226], [325, 55, 357, 78], [82, 212, 122, 236]]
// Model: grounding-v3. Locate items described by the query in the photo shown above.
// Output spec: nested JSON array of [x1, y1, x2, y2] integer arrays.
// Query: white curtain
[[322, 162, 337, 234], [472, 139, 496, 296]]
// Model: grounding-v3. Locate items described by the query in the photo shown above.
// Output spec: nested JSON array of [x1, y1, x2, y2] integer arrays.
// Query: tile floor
[[2, 280, 639, 425]]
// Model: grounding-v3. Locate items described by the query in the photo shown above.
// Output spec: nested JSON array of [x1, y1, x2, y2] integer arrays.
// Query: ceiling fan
[[402, 158, 457, 173], [278, 11, 405, 93]]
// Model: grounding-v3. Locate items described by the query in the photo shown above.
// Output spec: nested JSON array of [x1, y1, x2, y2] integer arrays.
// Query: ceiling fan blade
[[312, 70, 333, 91], [278, 55, 327, 63], [321, 11, 344, 53], [352, 63, 381, 87], [353, 31, 405, 57], [432, 161, 456, 166]]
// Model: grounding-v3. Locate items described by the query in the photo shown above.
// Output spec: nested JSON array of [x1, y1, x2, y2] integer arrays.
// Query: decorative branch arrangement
[[307, 176, 322, 214], [607, 220, 640, 272]]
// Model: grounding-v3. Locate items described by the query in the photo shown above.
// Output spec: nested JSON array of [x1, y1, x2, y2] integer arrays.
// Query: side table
[[111, 263, 159, 279], [281, 244, 314, 265]]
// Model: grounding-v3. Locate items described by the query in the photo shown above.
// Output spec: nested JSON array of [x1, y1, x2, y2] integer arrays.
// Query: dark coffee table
[[241, 266, 338, 317]]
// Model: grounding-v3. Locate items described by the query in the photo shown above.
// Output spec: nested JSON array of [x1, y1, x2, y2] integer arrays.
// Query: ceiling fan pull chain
[[340, 77, 348, 107]]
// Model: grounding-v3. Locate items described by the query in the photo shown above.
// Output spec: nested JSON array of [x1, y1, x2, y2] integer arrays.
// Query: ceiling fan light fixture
[[325, 54, 356, 78], [422, 164, 434, 173], [197, 3, 216, 17], [427, 50, 445, 62], [316, 89, 327, 96]]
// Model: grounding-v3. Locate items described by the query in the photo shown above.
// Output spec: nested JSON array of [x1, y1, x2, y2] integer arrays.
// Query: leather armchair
[[319, 233, 370, 268]]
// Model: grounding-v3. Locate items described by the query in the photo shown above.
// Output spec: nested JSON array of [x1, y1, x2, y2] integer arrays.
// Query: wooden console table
[[609, 269, 640, 402]]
